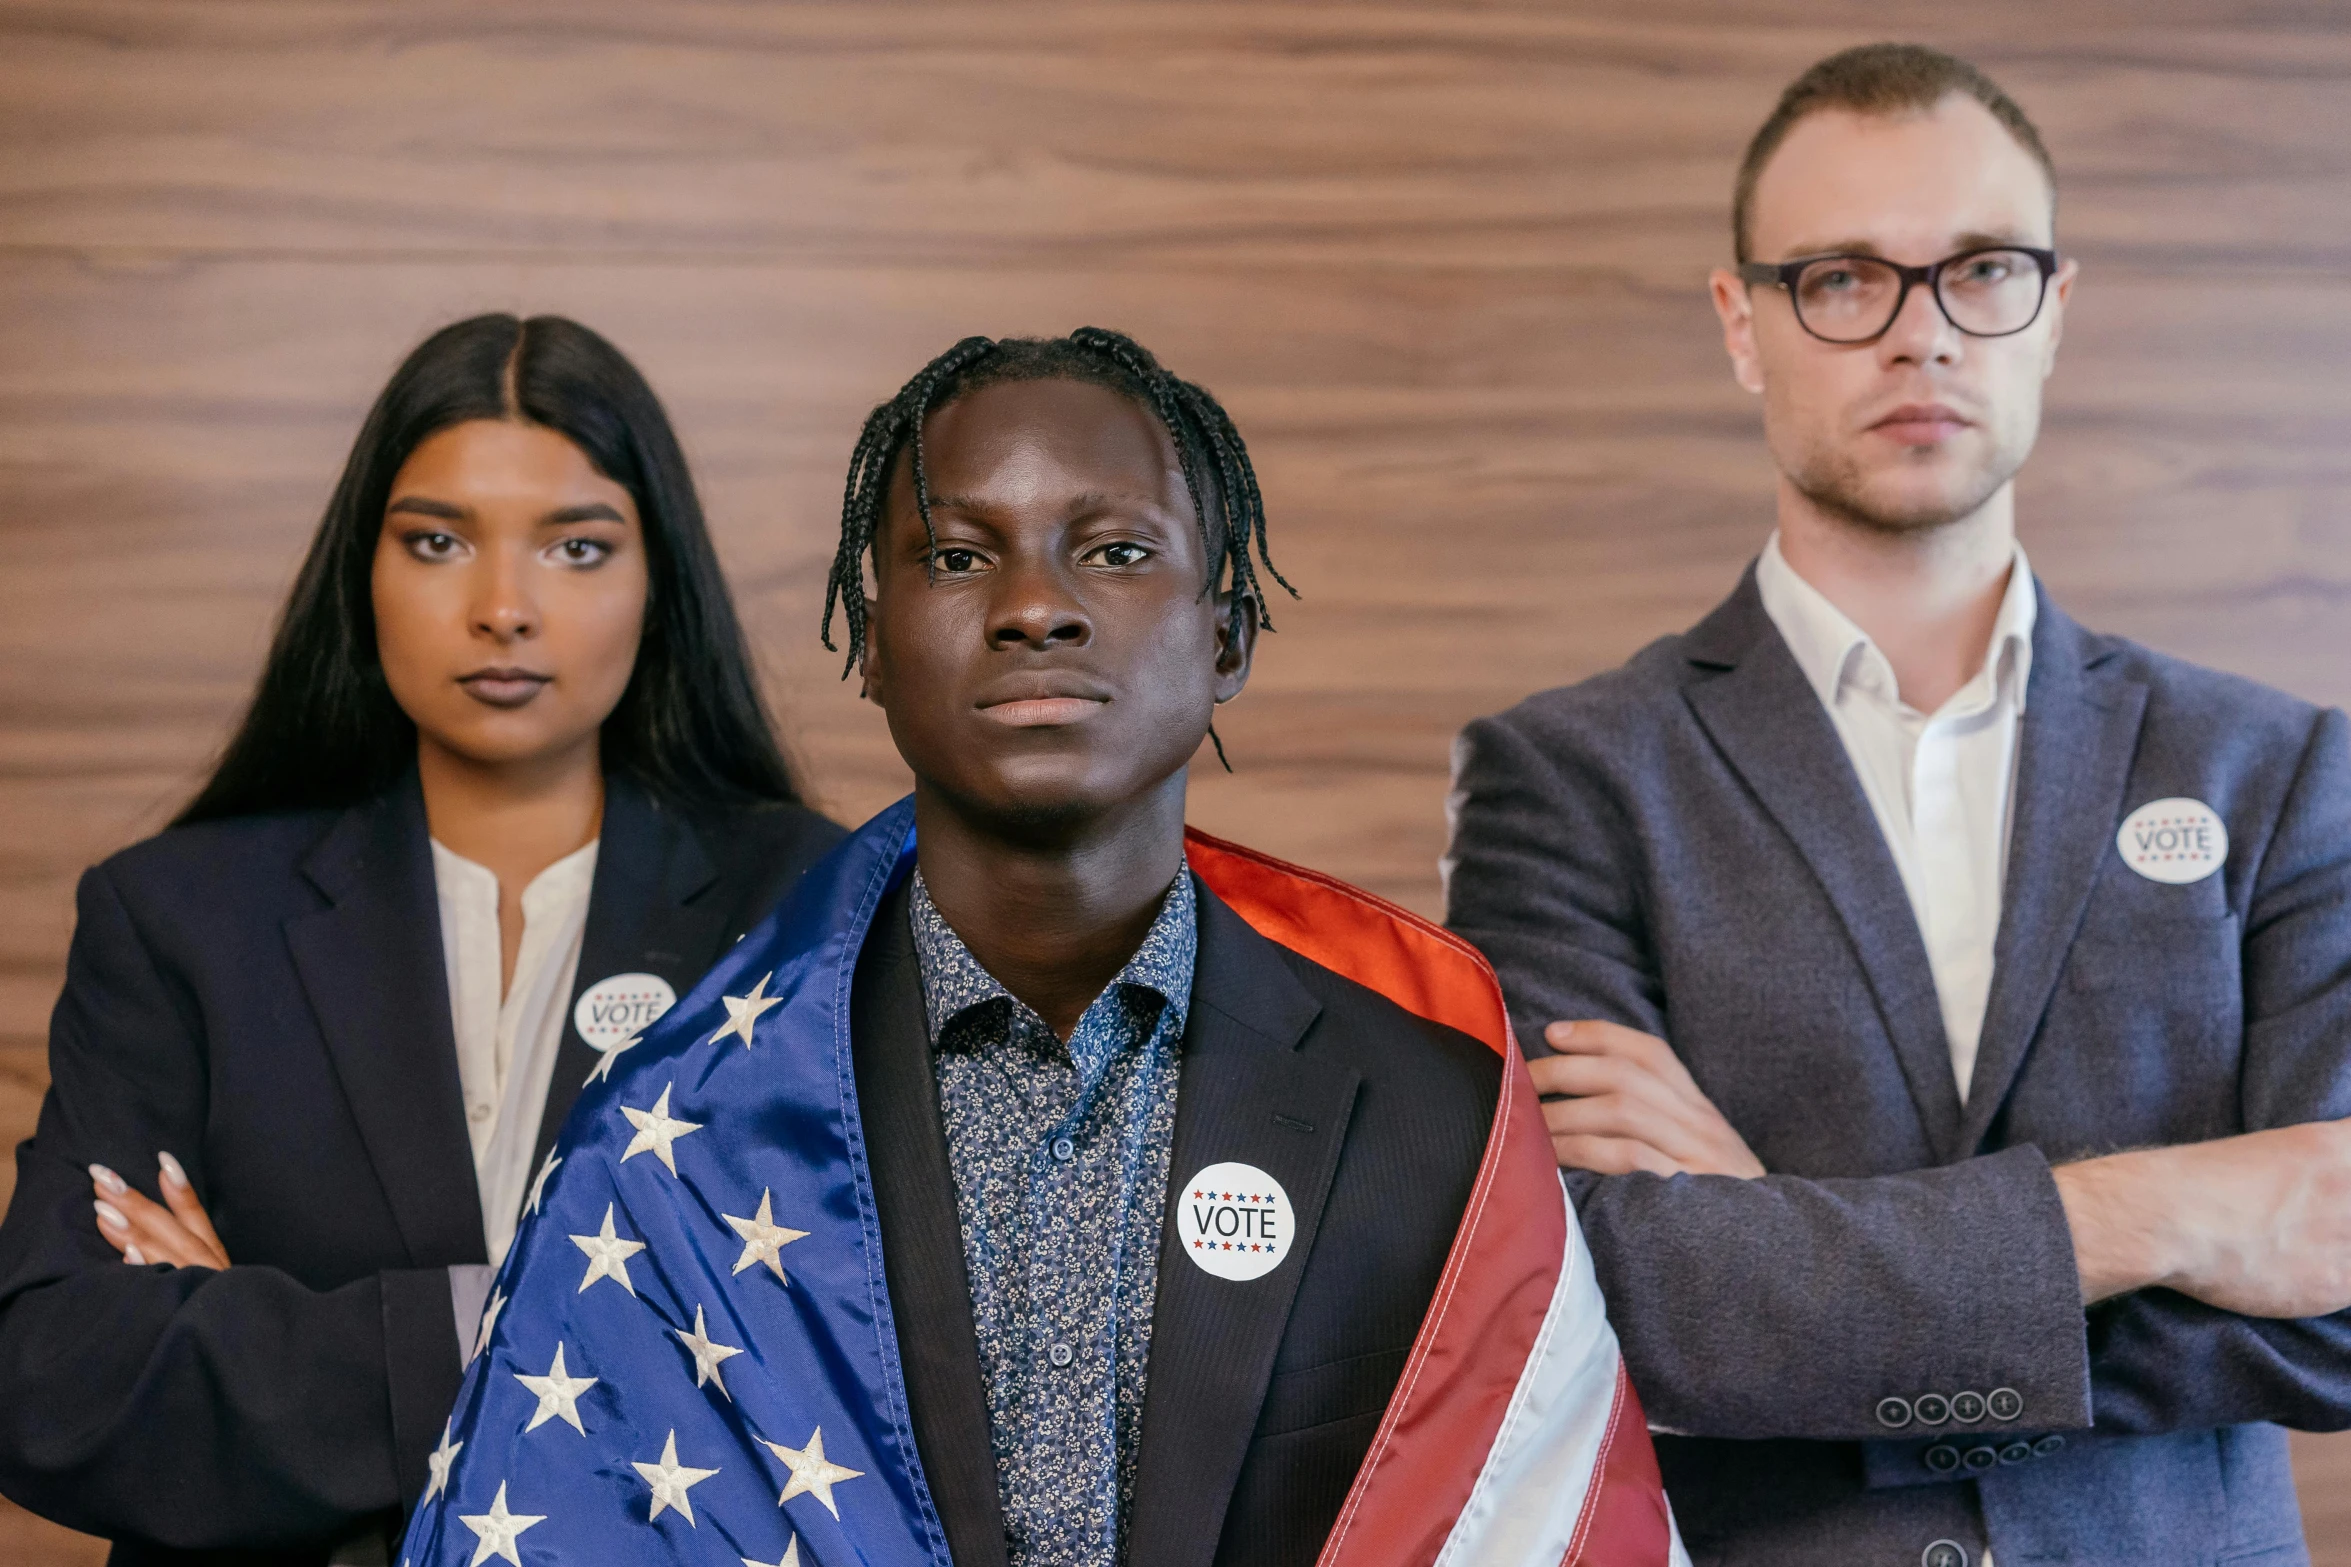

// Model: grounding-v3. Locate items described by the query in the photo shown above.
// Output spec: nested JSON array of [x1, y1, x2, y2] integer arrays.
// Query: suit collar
[[1681, 572, 1968, 1158], [1126, 882, 1358, 1567], [286, 772, 485, 1265], [1960, 589, 2147, 1147], [851, 884, 1010, 1567], [529, 776, 735, 1173], [1683, 575, 2150, 1160]]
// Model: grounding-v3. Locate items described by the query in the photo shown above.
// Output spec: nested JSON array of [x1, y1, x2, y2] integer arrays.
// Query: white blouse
[[429, 837, 599, 1267]]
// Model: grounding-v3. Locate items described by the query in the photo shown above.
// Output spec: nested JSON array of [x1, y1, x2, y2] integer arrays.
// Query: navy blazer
[[1446, 572, 2351, 1567], [852, 873, 1500, 1567], [0, 773, 840, 1564]]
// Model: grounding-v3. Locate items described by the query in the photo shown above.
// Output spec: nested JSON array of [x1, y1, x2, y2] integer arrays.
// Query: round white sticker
[[573, 972, 677, 1050], [1177, 1162, 1295, 1282], [2116, 798, 2228, 885]]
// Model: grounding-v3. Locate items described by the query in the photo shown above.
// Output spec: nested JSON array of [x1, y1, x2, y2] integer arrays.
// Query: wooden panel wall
[[4, 3, 2351, 1559]]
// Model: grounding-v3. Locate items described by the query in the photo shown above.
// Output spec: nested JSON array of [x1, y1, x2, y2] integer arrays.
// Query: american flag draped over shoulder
[[399, 798, 1684, 1567]]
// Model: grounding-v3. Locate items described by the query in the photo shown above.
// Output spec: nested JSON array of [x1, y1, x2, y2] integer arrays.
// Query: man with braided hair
[[399, 328, 1683, 1567]]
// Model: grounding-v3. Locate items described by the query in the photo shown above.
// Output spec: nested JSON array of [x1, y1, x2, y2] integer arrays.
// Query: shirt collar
[[1754, 531, 2037, 718], [907, 865, 1198, 1056]]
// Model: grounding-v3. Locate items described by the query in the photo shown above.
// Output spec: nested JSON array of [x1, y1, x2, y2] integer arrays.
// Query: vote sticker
[[2116, 798, 2228, 885], [1177, 1162, 1294, 1282], [573, 972, 677, 1050]]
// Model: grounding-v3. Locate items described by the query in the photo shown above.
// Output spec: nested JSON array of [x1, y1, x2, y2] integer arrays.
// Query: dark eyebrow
[[544, 503, 627, 526], [385, 496, 465, 521]]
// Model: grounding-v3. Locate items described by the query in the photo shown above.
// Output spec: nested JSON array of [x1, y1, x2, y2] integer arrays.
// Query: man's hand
[[1533, 1020, 1766, 1179], [89, 1152, 230, 1271], [2057, 1120, 2351, 1315]]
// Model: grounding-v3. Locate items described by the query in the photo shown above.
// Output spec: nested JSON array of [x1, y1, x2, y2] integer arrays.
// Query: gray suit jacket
[[1445, 569, 2351, 1567]]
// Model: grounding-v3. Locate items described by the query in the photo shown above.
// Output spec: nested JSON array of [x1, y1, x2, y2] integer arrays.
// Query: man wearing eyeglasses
[[1446, 42, 2351, 1567]]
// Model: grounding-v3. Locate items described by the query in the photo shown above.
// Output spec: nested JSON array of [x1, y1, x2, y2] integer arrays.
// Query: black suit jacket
[[0, 773, 840, 1564], [851, 875, 1500, 1567]]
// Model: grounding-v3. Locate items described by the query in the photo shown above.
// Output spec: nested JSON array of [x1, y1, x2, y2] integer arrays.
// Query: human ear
[[1211, 590, 1258, 705], [2040, 256, 2080, 379], [1710, 267, 1767, 395]]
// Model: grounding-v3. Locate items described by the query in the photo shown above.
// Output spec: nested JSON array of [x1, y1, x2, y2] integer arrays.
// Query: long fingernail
[[89, 1164, 126, 1196], [157, 1152, 187, 1189], [123, 1245, 146, 1266], [94, 1200, 127, 1230]]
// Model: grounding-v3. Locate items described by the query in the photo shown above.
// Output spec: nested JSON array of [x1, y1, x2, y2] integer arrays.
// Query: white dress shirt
[[430, 838, 599, 1266], [1754, 533, 2038, 1102]]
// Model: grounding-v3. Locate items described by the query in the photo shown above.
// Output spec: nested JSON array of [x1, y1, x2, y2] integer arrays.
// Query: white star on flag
[[673, 1303, 746, 1398], [724, 1189, 809, 1283], [742, 1541, 801, 1567], [633, 1429, 719, 1526], [458, 1481, 544, 1566], [524, 1150, 562, 1217], [423, 1419, 461, 1505], [471, 1288, 506, 1363], [571, 1204, 647, 1295], [711, 972, 782, 1048], [764, 1426, 864, 1519], [514, 1341, 598, 1435], [620, 1083, 703, 1176], [585, 1033, 640, 1086]]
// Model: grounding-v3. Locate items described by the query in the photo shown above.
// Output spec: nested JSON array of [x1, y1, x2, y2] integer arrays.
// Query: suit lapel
[[283, 775, 486, 1266], [530, 778, 730, 1173], [1127, 883, 1360, 1567], [1959, 597, 2148, 1150], [1681, 573, 1967, 1160], [851, 883, 1009, 1567]]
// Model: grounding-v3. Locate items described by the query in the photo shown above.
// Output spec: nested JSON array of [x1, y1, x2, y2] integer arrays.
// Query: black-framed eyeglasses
[[1738, 246, 2059, 344]]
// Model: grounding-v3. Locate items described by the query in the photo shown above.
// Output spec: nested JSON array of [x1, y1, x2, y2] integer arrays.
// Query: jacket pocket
[[1254, 1345, 1411, 1439]]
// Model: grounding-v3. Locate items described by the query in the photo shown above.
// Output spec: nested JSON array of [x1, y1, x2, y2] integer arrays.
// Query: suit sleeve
[[2076, 705, 2351, 1436], [0, 864, 464, 1549], [1444, 712, 2091, 1442]]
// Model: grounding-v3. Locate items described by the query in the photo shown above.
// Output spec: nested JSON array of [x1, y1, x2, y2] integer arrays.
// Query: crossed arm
[[1447, 706, 2351, 1442]]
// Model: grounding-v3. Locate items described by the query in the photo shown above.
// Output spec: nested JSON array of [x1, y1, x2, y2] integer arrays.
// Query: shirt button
[[1048, 1342, 1074, 1368], [1051, 1137, 1076, 1162], [468, 1102, 492, 1124]]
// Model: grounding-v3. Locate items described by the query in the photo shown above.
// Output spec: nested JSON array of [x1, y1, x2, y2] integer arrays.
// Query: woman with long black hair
[[0, 314, 841, 1564]]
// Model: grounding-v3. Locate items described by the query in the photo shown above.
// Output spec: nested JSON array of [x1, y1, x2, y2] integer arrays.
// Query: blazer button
[[1923, 1444, 1961, 1475], [1949, 1389, 1986, 1424], [1913, 1393, 1951, 1425], [1922, 1541, 1970, 1567], [2032, 1434, 2067, 1458], [1986, 1387, 2024, 1422], [1876, 1396, 1914, 1429], [1961, 1445, 1999, 1473], [1998, 1441, 2034, 1465]]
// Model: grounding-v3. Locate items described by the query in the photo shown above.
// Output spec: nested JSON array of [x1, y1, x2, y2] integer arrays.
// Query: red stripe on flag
[[1562, 1367, 1672, 1566], [1187, 829, 1661, 1567]]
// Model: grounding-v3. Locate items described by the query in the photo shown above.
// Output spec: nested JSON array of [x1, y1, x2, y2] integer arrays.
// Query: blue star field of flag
[[399, 800, 952, 1567]]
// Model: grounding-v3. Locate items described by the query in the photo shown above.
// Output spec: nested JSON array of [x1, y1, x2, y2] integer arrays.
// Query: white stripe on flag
[[1433, 1176, 1690, 1567]]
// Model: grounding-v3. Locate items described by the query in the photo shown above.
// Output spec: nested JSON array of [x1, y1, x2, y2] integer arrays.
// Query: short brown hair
[[1733, 43, 2056, 262]]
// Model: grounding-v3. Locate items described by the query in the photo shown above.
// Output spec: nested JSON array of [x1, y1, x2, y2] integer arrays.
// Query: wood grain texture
[[3, 2, 2349, 1558]]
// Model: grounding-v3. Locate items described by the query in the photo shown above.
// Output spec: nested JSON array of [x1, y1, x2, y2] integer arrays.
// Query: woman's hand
[[89, 1153, 230, 1270]]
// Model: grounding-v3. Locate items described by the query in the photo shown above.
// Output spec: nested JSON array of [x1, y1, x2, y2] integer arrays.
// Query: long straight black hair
[[177, 313, 802, 825]]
